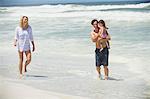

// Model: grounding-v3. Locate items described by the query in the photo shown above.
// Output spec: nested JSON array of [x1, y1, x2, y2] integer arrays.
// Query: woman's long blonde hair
[[20, 16, 28, 29]]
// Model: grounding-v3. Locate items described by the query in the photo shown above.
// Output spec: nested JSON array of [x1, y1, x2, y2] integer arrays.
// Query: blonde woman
[[14, 16, 35, 78]]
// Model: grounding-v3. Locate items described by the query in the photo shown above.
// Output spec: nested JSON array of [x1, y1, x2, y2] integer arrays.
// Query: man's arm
[[90, 32, 99, 42]]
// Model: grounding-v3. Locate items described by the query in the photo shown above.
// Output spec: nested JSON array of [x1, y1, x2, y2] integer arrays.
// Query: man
[[90, 19, 111, 80]]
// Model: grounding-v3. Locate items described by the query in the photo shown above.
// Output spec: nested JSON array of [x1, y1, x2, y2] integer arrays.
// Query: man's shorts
[[95, 47, 109, 67]]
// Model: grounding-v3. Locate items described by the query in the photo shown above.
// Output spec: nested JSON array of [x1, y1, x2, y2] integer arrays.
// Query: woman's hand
[[31, 41, 35, 52], [14, 43, 16, 46], [32, 45, 35, 52], [14, 40, 17, 47]]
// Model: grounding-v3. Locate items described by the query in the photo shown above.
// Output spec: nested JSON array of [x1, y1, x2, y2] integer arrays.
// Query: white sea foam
[[5, 2, 150, 12], [1, 3, 150, 21]]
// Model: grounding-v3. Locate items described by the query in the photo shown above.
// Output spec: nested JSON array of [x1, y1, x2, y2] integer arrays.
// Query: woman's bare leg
[[24, 50, 31, 72], [18, 51, 23, 78]]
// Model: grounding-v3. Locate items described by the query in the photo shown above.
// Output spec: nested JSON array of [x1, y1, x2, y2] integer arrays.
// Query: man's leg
[[96, 66, 103, 79], [96, 66, 101, 76], [95, 49, 102, 79], [104, 66, 109, 80]]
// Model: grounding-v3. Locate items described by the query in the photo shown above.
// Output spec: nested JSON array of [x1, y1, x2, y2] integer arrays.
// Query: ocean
[[0, 1, 150, 99]]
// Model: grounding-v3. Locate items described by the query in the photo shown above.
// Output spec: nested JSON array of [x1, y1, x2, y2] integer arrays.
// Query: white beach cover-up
[[15, 25, 33, 52]]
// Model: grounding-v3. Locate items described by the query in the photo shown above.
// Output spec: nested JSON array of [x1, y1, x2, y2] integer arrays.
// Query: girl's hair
[[91, 19, 98, 25], [20, 16, 28, 29], [99, 20, 108, 29]]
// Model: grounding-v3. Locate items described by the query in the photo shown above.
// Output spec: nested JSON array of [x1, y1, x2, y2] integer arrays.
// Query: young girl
[[98, 20, 110, 52]]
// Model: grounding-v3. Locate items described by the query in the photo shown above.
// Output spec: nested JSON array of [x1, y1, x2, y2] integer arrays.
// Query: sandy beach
[[0, 55, 149, 99], [0, 76, 90, 99]]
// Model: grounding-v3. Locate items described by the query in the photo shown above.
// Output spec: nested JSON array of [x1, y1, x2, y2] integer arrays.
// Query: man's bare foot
[[19, 74, 23, 79], [104, 76, 108, 80]]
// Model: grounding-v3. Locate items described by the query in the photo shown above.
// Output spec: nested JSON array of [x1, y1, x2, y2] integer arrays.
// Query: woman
[[14, 16, 35, 78]]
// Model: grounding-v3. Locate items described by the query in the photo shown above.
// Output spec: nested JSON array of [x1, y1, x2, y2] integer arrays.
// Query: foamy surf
[[0, 3, 150, 21]]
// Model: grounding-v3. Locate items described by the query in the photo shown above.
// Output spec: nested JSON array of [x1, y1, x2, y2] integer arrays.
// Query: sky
[[0, 0, 148, 2], [0, 0, 149, 6]]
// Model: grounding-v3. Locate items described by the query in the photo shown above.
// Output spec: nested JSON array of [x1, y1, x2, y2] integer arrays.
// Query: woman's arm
[[31, 41, 35, 52], [14, 39, 17, 46], [14, 27, 18, 46], [29, 26, 35, 52]]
